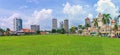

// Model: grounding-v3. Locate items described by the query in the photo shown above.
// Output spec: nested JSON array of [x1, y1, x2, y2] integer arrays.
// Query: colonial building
[[82, 13, 120, 37]]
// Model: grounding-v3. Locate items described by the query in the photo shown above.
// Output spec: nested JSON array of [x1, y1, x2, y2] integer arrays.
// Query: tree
[[70, 26, 76, 33], [0, 28, 5, 33], [102, 14, 112, 25], [36, 30, 40, 34], [78, 25, 83, 29], [61, 28, 66, 34], [0, 28, 5, 35], [52, 29, 57, 33], [82, 26, 86, 30], [85, 23, 90, 30], [113, 24, 118, 31], [92, 18, 101, 36], [116, 14, 120, 25], [78, 30, 82, 34], [93, 18, 98, 27], [6, 28, 11, 35], [102, 14, 112, 37]]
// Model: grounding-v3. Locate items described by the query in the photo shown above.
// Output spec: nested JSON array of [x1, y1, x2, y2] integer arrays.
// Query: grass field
[[0, 34, 120, 55]]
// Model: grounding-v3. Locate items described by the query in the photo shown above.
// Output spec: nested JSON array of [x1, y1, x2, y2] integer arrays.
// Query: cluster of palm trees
[[69, 25, 86, 34], [93, 14, 111, 28], [0, 28, 11, 36]]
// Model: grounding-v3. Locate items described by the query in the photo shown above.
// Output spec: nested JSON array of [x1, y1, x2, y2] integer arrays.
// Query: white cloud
[[26, 0, 39, 4], [24, 9, 53, 30], [31, 9, 52, 24], [63, 2, 84, 16], [63, 2, 92, 26], [0, 13, 21, 30], [0, 9, 52, 30], [95, 0, 119, 18], [88, 13, 93, 19]]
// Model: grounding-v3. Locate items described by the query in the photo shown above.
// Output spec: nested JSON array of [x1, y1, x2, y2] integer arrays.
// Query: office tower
[[31, 25, 40, 32], [13, 17, 22, 31], [64, 19, 69, 33], [52, 18, 57, 30]]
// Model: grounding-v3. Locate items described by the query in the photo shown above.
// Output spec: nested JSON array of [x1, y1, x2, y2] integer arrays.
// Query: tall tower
[[13, 17, 22, 31], [52, 18, 57, 30], [64, 19, 69, 33]]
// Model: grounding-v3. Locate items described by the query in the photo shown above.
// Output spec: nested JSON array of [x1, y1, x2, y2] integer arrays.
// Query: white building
[[13, 17, 22, 31], [52, 18, 57, 30]]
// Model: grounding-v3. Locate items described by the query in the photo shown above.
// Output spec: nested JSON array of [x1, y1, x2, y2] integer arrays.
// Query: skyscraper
[[52, 18, 57, 30], [64, 19, 69, 33], [31, 25, 40, 32], [13, 17, 23, 31]]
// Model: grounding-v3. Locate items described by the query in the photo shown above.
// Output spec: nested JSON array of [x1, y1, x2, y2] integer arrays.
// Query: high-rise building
[[13, 18, 22, 31], [59, 21, 63, 29], [52, 18, 57, 30], [64, 19, 69, 33], [31, 25, 40, 32]]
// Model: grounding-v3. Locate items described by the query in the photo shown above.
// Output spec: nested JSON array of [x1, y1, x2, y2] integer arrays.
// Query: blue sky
[[0, 0, 120, 30]]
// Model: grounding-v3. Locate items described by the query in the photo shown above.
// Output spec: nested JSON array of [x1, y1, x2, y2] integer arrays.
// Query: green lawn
[[0, 34, 120, 55]]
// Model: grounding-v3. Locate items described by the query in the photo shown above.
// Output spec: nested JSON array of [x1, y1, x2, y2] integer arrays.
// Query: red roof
[[21, 29, 35, 32], [85, 17, 90, 20], [111, 20, 116, 23]]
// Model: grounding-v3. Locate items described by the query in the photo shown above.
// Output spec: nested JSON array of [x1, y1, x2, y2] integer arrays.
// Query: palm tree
[[102, 14, 112, 25], [6, 28, 11, 35], [117, 15, 120, 24], [0, 28, 5, 35], [92, 18, 100, 36], [114, 14, 120, 36], [78, 25, 83, 29], [113, 24, 118, 31], [93, 18, 98, 27], [102, 14, 112, 37], [85, 23, 91, 30]]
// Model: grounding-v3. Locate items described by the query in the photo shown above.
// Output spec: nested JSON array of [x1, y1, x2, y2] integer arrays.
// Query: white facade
[[97, 13, 103, 27], [52, 18, 57, 30], [13, 18, 22, 31]]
